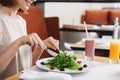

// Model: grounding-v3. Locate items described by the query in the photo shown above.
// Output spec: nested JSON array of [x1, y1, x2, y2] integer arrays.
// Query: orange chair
[[81, 10, 109, 25], [18, 6, 60, 59], [81, 9, 120, 25], [109, 10, 120, 25]]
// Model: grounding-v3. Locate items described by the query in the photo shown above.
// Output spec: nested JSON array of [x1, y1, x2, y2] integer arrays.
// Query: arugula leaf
[[45, 52, 81, 70]]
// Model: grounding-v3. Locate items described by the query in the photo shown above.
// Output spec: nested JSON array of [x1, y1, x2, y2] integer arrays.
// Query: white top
[[0, 10, 32, 79]]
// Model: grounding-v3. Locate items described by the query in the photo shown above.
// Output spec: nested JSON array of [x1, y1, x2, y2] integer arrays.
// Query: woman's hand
[[43, 37, 59, 51], [17, 34, 59, 51], [17, 33, 47, 51], [17, 33, 48, 65]]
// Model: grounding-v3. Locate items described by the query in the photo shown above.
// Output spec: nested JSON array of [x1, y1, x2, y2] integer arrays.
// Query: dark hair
[[0, 0, 24, 13], [0, 0, 16, 7]]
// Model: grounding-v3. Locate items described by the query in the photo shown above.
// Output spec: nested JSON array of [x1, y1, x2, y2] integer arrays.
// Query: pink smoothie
[[85, 39, 95, 57]]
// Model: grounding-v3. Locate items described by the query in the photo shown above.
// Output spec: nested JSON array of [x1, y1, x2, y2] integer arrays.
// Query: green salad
[[45, 52, 82, 70]]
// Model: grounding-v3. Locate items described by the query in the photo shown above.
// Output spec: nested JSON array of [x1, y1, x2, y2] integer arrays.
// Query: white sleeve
[[0, 19, 3, 43]]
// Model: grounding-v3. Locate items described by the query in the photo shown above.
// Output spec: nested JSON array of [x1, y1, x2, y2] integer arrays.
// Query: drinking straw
[[84, 21, 90, 38]]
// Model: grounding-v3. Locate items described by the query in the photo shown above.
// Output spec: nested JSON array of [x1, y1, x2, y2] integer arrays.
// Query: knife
[[45, 48, 58, 57]]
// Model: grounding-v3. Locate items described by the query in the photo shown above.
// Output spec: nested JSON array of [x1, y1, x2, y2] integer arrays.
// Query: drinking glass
[[85, 39, 95, 61], [109, 40, 120, 64]]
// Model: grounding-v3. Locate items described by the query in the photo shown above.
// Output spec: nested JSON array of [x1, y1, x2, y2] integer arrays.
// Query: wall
[[44, 2, 120, 28]]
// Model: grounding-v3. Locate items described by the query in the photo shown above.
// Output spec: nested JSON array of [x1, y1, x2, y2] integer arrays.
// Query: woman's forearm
[[0, 40, 22, 73]]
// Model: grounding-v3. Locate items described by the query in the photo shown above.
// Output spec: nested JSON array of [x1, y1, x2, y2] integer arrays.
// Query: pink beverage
[[85, 39, 95, 60]]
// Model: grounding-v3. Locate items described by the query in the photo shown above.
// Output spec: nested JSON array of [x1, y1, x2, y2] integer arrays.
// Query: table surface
[[71, 43, 109, 50], [62, 24, 114, 31], [60, 24, 114, 38], [5, 54, 120, 80]]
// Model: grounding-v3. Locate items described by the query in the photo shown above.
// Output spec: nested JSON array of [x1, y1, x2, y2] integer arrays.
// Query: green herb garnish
[[45, 52, 81, 70]]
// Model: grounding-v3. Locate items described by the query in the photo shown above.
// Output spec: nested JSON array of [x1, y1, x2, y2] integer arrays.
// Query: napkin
[[19, 70, 72, 80]]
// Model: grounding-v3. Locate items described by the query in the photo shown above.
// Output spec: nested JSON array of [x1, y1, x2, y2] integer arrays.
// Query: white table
[[27, 60, 120, 80], [6, 54, 120, 80], [72, 62, 120, 80]]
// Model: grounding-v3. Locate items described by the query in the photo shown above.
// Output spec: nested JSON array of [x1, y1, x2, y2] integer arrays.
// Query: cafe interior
[[4, 0, 120, 80]]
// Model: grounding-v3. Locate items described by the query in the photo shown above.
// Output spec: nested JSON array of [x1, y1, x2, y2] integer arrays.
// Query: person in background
[[0, 0, 59, 79]]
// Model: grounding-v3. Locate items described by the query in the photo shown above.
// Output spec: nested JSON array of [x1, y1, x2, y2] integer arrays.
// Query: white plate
[[36, 57, 95, 74]]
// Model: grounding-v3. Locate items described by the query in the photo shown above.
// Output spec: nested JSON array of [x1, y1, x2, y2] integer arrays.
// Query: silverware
[[45, 48, 58, 57]]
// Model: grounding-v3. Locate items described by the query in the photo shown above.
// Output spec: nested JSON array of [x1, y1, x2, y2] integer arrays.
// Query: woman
[[0, 0, 59, 79]]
